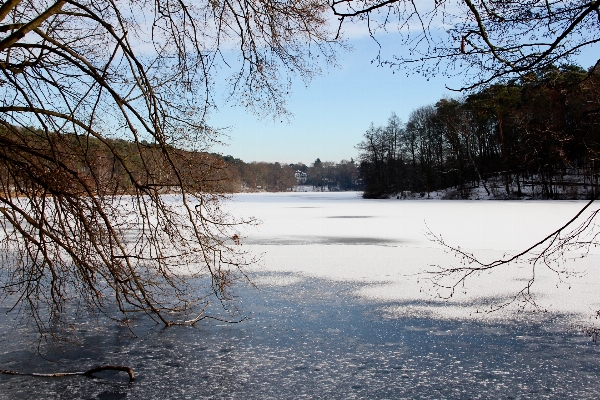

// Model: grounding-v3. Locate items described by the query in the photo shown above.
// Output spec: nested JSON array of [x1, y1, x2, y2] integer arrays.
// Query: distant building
[[294, 170, 307, 184]]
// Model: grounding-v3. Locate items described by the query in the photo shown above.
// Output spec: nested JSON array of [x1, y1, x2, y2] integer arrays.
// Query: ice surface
[[4, 275, 599, 399], [2, 192, 600, 398], [228, 192, 600, 325]]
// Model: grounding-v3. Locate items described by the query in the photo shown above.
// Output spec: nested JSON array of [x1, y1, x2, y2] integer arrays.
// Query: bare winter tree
[[0, 0, 338, 336], [331, 1, 600, 89]]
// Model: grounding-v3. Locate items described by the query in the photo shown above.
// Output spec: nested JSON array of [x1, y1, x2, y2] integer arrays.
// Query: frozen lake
[[233, 192, 600, 323], [1, 192, 600, 398]]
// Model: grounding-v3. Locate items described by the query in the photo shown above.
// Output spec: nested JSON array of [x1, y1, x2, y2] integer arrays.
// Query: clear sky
[[208, 35, 463, 165], [208, 33, 599, 166]]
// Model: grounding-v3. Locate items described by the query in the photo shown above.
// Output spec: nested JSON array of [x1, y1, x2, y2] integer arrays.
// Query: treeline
[[221, 157, 360, 192], [358, 65, 600, 199], [1, 125, 360, 195], [0, 126, 235, 196]]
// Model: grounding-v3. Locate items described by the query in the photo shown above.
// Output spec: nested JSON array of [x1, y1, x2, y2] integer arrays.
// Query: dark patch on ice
[[97, 391, 127, 400], [327, 216, 373, 218], [245, 235, 402, 246]]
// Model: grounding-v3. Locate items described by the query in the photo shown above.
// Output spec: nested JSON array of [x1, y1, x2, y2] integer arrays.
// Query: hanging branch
[[0, 0, 339, 338]]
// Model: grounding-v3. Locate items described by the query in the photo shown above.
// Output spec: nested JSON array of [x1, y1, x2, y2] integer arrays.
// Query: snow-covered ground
[[227, 192, 600, 326]]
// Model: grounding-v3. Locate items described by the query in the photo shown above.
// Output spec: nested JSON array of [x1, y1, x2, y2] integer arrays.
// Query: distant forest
[[357, 65, 600, 199], [0, 127, 239, 195], [0, 124, 358, 195], [221, 157, 360, 192]]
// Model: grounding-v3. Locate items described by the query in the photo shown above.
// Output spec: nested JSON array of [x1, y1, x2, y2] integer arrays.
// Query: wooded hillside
[[0, 125, 361, 195], [358, 65, 600, 199]]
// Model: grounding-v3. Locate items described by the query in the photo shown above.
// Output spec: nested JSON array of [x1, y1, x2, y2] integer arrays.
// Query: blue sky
[[208, 33, 599, 166], [209, 35, 463, 165]]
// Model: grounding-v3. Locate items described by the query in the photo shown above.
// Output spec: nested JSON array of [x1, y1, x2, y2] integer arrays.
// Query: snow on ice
[[228, 192, 600, 326]]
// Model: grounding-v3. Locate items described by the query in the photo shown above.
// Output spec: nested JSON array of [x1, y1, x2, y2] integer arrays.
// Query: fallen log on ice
[[0, 365, 135, 381]]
